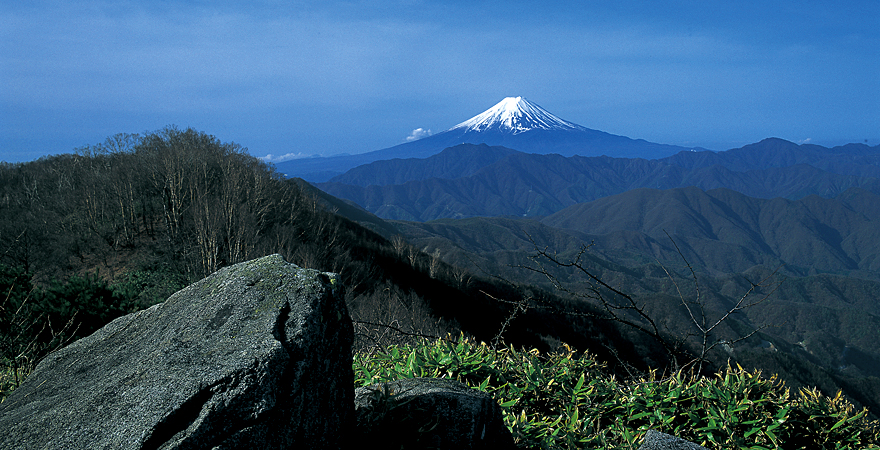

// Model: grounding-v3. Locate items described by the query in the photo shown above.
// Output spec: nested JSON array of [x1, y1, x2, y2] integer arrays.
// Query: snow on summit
[[450, 97, 586, 134]]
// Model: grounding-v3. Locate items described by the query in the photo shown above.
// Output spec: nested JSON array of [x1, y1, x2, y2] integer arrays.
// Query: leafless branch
[[519, 230, 783, 374], [518, 235, 691, 369], [353, 320, 443, 341]]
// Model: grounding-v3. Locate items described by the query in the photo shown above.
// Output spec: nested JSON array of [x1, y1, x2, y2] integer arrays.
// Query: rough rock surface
[[0, 254, 353, 450], [639, 430, 709, 450], [354, 377, 516, 449]]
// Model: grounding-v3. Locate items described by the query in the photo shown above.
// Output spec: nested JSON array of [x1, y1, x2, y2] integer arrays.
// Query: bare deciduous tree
[[348, 281, 453, 356], [514, 233, 782, 374]]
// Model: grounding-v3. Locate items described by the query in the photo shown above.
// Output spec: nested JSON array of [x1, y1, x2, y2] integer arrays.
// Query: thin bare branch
[[516, 229, 782, 374]]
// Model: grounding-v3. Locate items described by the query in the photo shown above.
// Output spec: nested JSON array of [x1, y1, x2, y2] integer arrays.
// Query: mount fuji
[[449, 96, 587, 134], [276, 97, 695, 182]]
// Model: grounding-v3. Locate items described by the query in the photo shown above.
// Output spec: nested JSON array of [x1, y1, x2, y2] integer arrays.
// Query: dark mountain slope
[[287, 177, 402, 238], [318, 153, 689, 220], [674, 163, 880, 200], [541, 187, 880, 277]]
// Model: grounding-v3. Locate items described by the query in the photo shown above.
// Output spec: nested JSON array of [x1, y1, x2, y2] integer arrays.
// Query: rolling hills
[[382, 184, 880, 280]]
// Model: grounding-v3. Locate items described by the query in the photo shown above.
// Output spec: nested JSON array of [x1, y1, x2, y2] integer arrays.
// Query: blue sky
[[2, 0, 878, 163]]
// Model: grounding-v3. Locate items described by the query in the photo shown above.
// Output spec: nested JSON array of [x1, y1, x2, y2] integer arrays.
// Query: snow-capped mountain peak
[[449, 97, 586, 134]]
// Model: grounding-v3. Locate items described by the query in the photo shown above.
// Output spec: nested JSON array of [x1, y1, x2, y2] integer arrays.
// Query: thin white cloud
[[405, 127, 432, 142], [259, 152, 316, 163]]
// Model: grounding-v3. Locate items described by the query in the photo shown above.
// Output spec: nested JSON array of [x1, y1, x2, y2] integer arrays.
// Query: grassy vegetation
[[354, 335, 880, 449]]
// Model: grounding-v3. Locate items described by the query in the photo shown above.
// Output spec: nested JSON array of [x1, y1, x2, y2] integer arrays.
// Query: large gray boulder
[[0, 254, 353, 449], [354, 377, 516, 449]]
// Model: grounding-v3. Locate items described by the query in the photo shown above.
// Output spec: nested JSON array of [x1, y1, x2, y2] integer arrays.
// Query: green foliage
[[353, 336, 880, 449], [0, 265, 140, 402], [39, 273, 135, 341], [110, 269, 187, 309]]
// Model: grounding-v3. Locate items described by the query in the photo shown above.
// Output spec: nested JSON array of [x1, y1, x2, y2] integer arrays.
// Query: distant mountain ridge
[[327, 144, 518, 187], [317, 139, 880, 221], [275, 97, 693, 181], [664, 138, 880, 177]]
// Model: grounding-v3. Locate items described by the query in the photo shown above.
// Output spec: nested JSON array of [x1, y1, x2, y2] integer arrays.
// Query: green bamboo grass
[[353, 335, 880, 449]]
